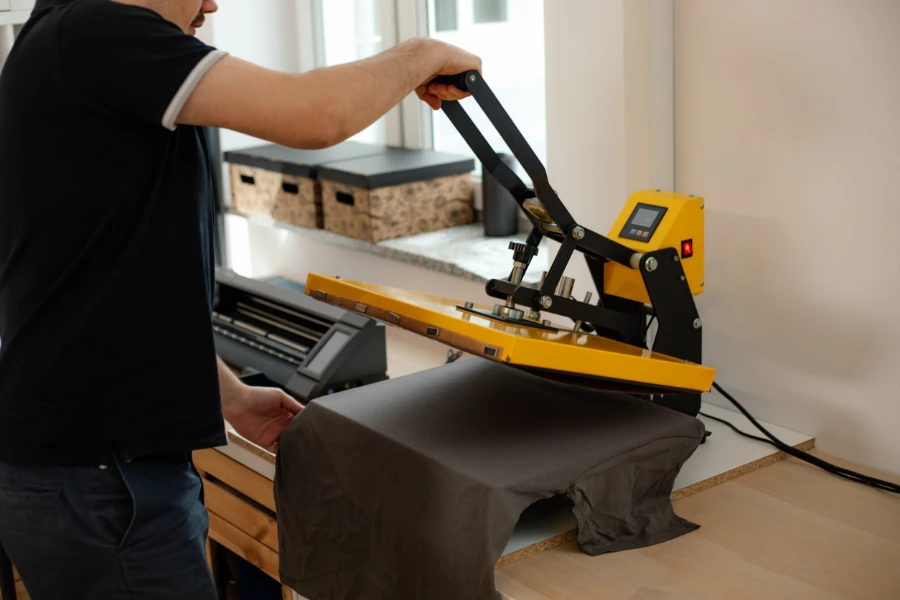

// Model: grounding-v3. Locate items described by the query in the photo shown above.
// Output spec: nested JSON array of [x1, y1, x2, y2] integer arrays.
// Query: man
[[0, 0, 480, 598]]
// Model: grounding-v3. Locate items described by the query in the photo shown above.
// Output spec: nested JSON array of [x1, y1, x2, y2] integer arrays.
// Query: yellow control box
[[603, 190, 705, 305]]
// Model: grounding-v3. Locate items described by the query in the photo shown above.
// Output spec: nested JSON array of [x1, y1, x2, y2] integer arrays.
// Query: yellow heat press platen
[[306, 274, 716, 395]]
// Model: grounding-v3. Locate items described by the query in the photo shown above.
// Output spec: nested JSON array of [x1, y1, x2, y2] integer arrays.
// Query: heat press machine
[[304, 71, 715, 416]]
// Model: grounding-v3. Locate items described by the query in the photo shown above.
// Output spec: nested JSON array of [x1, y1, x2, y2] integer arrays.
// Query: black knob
[[508, 242, 539, 263]]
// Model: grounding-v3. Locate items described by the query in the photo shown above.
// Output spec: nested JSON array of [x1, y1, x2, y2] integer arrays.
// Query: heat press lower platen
[[306, 274, 715, 395]]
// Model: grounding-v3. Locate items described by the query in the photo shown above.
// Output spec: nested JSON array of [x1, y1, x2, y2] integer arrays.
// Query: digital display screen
[[305, 331, 350, 376], [619, 202, 668, 242], [632, 207, 659, 228]]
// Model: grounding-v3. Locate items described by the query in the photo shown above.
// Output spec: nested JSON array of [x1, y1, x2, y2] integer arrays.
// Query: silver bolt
[[693, 318, 702, 329], [468, 74, 477, 83], [680, 275, 686, 281], [463, 301, 474, 309], [335, 275, 341, 280], [645, 257, 658, 272], [673, 255, 680, 262], [700, 204, 705, 209], [540, 296, 553, 309], [584, 291, 593, 304], [700, 281, 705, 287], [542, 320, 552, 327], [572, 226, 585, 240]]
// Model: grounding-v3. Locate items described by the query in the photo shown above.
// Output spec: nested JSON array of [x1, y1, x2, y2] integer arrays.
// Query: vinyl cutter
[[305, 71, 715, 416]]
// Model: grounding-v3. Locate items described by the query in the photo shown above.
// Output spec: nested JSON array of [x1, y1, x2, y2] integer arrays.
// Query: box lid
[[317, 148, 475, 189], [223, 141, 386, 178]]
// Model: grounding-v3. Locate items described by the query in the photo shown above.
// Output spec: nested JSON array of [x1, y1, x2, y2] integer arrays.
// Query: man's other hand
[[224, 386, 303, 452], [415, 39, 483, 110]]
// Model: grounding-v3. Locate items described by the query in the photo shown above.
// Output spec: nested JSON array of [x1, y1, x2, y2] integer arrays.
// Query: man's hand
[[223, 385, 303, 452], [217, 357, 303, 452], [414, 39, 482, 110]]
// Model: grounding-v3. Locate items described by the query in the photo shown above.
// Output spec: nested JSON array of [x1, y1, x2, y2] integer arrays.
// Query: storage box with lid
[[317, 148, 475, 243], [223, 141, 385, 229]]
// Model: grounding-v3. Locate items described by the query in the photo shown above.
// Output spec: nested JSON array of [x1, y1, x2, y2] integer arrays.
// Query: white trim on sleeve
[[161, 50, 228, 131]]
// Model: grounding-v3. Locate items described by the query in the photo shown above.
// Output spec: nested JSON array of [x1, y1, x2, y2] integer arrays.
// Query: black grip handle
[[430, 71, 476, 93]]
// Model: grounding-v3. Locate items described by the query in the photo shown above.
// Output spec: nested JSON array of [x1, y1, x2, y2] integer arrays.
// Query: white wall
[[675, 0, 900, 473]]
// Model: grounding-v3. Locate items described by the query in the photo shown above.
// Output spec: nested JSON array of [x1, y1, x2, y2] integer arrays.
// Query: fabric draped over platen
[[275, 358, 704, 600]]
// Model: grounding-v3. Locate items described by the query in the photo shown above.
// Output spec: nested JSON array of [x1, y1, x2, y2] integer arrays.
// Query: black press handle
[[430, 71, 478, 94]]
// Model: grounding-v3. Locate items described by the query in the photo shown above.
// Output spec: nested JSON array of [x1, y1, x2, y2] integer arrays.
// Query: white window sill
[[226, 211, 548, 287]]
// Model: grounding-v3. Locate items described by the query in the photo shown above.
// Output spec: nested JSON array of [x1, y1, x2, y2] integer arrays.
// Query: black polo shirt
[[0, 0, 229, 465]]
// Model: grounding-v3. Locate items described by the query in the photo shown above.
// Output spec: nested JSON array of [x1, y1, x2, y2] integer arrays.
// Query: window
[[426, 0, 546, 180], [473, 0, 507, 24], [305, 0, 545, 166], [433, 0, 458, 32], [317, 0, 395, 144]]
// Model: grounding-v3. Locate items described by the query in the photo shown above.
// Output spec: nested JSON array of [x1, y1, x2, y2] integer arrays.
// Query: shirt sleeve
[[58, 1, 227, 130]]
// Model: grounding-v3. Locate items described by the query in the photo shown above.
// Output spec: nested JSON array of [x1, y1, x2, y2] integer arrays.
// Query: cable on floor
[[708, 381, 900, 495]]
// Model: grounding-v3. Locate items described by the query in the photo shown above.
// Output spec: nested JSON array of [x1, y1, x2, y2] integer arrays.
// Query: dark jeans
[[0, 453, 216, 600]]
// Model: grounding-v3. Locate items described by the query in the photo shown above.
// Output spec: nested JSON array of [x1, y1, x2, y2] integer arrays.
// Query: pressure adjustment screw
[[540, 296, 553, 309], [468, 73, 477, 83], [693, 318, 702, 329], [571, 226, 585, 240], [508, 241, 538, 264], [645, 257, 658, 272], [673, 255, 680, 262]]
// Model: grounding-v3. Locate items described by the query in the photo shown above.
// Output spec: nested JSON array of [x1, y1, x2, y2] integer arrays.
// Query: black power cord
[[698, 410, 773, 446], [709, 381, 900, 495], [643, 314, 656, 345], [446, 350, 463, 364]]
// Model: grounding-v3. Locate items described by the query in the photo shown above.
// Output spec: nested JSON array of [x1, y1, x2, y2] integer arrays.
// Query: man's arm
[[217, 356, 303, 452], [177, 38, 480, 149]]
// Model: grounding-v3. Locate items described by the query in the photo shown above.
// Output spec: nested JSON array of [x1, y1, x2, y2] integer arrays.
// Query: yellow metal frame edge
[[306, 274, 715, 393]]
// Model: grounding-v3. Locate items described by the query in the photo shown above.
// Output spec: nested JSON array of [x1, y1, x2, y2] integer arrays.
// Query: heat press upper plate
[[305, 274, 716, 395]]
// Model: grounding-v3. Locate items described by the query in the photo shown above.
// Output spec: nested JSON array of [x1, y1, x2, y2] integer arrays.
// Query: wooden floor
[[495, 450, 900, 600]]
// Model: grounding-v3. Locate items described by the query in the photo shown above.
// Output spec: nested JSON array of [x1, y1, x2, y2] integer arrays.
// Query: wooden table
[[494, 451, 900, 600], [9, 328, 893, 600], [196, 427, 900, 600]]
